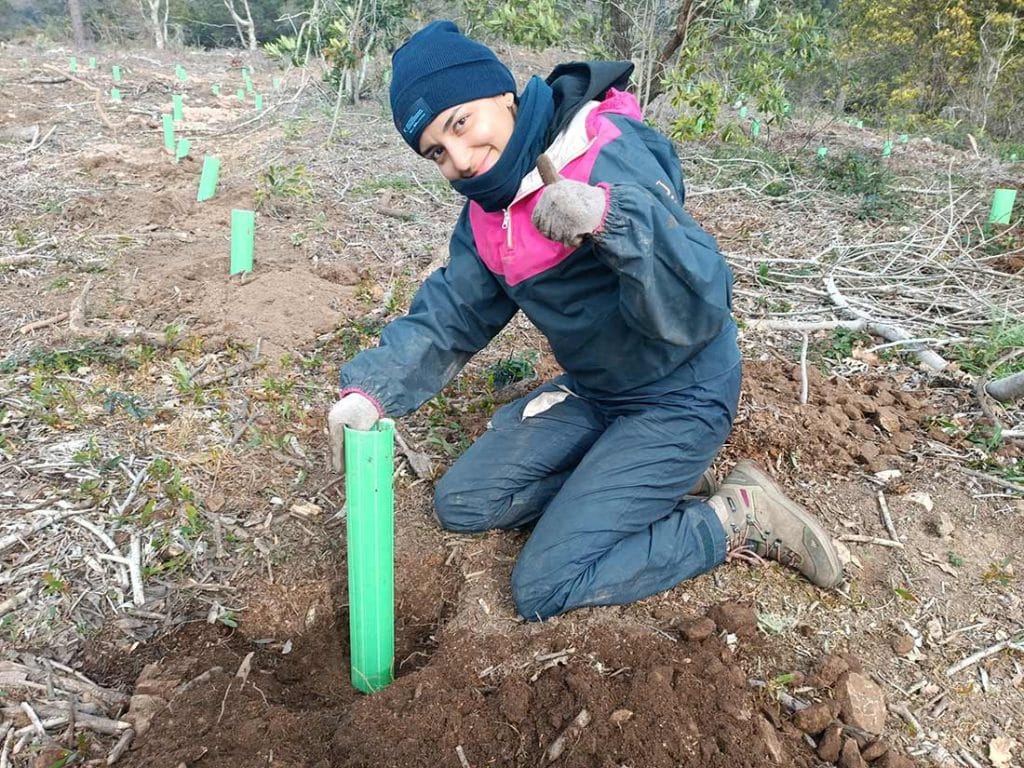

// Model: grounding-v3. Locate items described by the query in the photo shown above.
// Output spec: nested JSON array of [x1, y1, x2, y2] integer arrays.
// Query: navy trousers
[[434, 360, 742, 621]]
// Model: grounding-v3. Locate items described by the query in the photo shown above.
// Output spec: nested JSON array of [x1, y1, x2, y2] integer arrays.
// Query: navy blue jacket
[[340, 65, 738, 417]]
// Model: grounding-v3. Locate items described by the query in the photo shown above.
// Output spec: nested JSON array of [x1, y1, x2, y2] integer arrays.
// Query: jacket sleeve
[[590, 121, 734, 348], [339, 209, 519, 417]]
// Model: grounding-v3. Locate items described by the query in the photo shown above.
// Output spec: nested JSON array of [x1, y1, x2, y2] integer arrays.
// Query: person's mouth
[[475, 149, 496, 176]]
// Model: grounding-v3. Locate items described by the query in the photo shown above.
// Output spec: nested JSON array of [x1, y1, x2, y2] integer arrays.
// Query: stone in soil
[[753, 715, 785, 764], [862, 740, 889, 761], [891, 634, 916, 656], [836, 672, 887, 734], [707, 600, 758, 638], [793, 701, 836, 735], [680, 616, 717, 641], [840, 738, 868, 768], [817, 725, 843, 762], [876, 751, 916, 768], [813, 654, 850, 688]]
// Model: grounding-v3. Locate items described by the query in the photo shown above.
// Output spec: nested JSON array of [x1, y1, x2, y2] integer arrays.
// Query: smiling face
[[417, 93, 516, 181]]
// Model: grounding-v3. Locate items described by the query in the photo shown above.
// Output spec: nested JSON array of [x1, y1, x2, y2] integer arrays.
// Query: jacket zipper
[[502, 208, 513, 250]]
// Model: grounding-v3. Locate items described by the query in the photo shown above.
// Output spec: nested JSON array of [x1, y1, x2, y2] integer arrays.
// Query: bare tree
[[139, 0, 169, 49], [224, 0, 258, 51], [602, 0, 701, 107], [968, 13, 1019, 133], [67, 0, 88, 48]]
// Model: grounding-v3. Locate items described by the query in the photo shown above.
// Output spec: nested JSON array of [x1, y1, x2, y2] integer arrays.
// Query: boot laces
[[728, 517, 803, 569]]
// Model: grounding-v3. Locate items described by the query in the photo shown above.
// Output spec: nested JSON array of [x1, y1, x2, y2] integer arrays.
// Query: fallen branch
[[69, 279, 178, 347], [877, 491, 900, 545], [888, 702, 922, 735], [0, 507, 88, 556], [545, 708, 591, 762], [105, 727, 134, 765], [825, 276, 949, 371], [837, 534, 905, 549], [0, 586, 37, 619], [946, 636, 1023, 676], [799, 332, 810, 405], [18, 312, 69, 334], [394, 429, 432, 480], [959, 468, 1024, 495], [0, 254, 41, 268], [986, 371, 1024, 403]]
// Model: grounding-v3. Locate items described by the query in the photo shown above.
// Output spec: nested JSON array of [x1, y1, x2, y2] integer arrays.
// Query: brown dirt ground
[[1, 43, 1022, 768]]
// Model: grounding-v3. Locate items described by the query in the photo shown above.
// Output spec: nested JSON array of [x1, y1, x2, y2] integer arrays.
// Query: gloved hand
[[531, 153, 607, 247], [327, 392, 380, 473]]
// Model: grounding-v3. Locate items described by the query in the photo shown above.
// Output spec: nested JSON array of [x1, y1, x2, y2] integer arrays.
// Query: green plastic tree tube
[[175, 137, 190, 163], [816, 146, 828, 159], [212, 83, 221, 96], [175, 64, 187, 82], [344, 419, 395, 694], [750, 119, 761, 138], [988, 189, 1017, 225], [68, 56, 77, 72], [172, 94, 184, 121], [112, 65, 122, 82], [197, 156, 221, 202], [230, 209, 255, 274], [88, 56, 97, 69], [162, 114, 175, 152], [738, 105, 748, 119], [110, 88, 121, 103], [899, 133, 909, 144], [254, 93, 263, 111], [882, 140, 893, 158], [236, 88, 245, 100]]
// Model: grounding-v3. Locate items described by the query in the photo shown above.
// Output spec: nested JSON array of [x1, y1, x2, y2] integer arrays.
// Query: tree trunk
[[603, 0, 632, 60], [67, 0, 88, 48], [145, 0, 166, 49], [224, 0, 258, 51], [645, 0, 696, 105]]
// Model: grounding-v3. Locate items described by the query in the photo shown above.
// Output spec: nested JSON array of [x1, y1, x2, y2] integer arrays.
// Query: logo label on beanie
[[402, 98, 432, 141]]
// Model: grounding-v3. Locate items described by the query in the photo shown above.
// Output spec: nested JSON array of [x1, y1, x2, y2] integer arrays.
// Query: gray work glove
[[531, 154, 607, 247], [327, 392, 380, 473]]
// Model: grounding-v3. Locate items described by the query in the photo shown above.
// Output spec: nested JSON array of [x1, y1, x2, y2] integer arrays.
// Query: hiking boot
[[709, 460, 844, 589], [686, 467, 719, 498]]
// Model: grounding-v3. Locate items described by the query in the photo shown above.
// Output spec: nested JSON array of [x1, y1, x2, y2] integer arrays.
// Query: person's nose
[[447, 140, 474, 177]]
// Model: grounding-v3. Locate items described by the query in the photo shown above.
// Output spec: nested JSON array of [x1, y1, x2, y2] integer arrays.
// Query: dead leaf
[[290, 500, 322, 518], [989, 736, 1015, 768], [907, 492, 933, 513], [967, 133, 980, 158], [610, 709, 634, 726], [206, 491, 226, 513], [919, 550, 959, 578], [852, 346, 882, 366]]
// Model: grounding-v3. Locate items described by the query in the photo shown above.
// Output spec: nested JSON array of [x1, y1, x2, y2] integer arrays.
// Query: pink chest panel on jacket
[[468, 89, 639, 287]]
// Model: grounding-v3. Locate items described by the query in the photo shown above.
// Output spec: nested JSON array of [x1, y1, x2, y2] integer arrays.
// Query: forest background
[[2, 0, 1022, 152]]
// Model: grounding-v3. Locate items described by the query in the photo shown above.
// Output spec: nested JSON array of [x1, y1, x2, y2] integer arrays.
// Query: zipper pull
[[502, 208, 513, 249]]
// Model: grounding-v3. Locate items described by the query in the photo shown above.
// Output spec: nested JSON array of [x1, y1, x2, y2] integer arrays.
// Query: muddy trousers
[[433, 362, 741, 621]]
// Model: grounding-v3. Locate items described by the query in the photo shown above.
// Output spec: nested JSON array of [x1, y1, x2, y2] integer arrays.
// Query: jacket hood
[[546, 61, 635, 139]]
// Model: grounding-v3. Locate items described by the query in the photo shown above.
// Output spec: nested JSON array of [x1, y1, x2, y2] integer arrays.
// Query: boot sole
[[733, 460, 844, 588]]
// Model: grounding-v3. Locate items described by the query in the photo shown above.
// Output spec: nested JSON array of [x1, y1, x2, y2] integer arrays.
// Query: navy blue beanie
[[390, 20, 516, 153]]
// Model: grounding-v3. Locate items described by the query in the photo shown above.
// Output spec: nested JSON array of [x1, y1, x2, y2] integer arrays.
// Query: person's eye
[[455, 115, 468, 130], [428, 147, 444, 162]]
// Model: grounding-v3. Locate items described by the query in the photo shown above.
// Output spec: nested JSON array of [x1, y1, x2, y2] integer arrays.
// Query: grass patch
[[949, 323, 1024, 378], [818, 151, 905, 220]]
